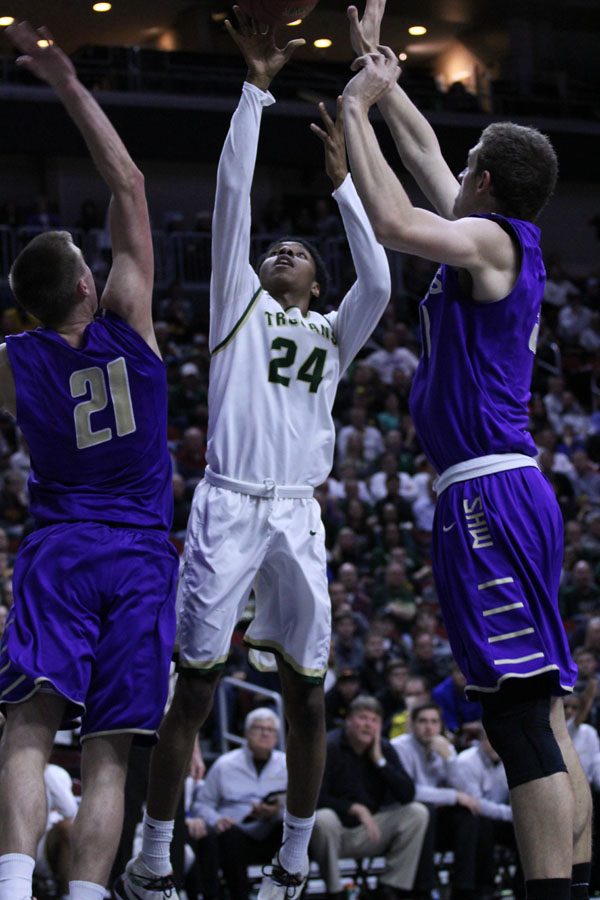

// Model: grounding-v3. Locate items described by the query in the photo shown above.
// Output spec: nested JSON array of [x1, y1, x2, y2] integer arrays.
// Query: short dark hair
[[9, 231, 85, 327], [257, 235, 330, 302], [476, 122, 558, 221], [411, 702, 443, 724]]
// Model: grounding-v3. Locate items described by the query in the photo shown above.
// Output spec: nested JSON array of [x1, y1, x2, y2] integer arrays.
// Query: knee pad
[[481, 693, 567, 790]]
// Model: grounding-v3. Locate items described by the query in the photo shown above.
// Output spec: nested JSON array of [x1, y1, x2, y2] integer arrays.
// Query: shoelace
[[261, 862, 305, 898], [131, 871, 177, 896]]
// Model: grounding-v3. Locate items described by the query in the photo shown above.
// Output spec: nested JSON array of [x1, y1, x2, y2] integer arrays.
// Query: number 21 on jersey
[[70, 356, 136, 450]]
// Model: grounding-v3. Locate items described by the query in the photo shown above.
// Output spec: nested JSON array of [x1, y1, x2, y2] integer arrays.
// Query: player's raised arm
[[311, 96, 390, 372], [209, 6, 304, 349], [347, 1, 458, 219], [6, 22, 154, 346], [342, 50, 512, 284]]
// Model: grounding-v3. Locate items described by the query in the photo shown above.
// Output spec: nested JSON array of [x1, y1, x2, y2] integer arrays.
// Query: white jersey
[[207, 82, 391, 486]]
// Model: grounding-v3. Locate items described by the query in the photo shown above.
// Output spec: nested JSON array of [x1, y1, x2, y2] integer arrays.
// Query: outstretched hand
[[310, 96, 348, 189], [344, 46, 400, 108], [6, 21, 75, 89], [225, 5, 305, 91], [348, 0, 387, 56]]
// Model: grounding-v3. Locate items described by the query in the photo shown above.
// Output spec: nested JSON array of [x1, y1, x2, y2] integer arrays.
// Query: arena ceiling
[[0, 0, 599, 67]]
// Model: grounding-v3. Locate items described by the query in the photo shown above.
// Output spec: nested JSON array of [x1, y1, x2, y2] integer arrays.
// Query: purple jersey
[[409, 214, 543, 473], [6, 311, 173, 531]]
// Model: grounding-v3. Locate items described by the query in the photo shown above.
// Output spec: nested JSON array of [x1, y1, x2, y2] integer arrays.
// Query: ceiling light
[[37, 39, 52, 47], [287, 19, 302, 26], [92, 2, 112, 12], [210, 10, 227, 22], [0, 15, 14, 26], [399, 52, 407, 61], [408, 25, 427, 36], [314, 38, 332, 49]]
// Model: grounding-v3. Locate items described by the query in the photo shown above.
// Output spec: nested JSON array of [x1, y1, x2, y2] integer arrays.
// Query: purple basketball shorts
[[432, 466, 577, 698], [0, 521, 178, 742]]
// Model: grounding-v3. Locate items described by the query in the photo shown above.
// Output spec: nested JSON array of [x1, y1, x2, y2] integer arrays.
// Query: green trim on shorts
[[211, 287, 263, 355], [175, 652, 229, 677], [244, 636, 326, 685]]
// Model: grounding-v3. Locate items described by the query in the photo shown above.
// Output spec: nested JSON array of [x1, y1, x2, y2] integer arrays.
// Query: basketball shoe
[[112, 857, 178, 899], [257, 852, 309, 899]]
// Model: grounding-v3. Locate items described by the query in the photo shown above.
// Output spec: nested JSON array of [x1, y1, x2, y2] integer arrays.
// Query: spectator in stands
[[325, 668, 362, 731], [580, 312, 600, 354], [559, 560, 600, 618], [337, 562, 373, 620], [169, 362, 208, 428], [175, 425, 206, 484], [569, 450, 600, 507], [564, 694, 600, 784], [377, 659, 409, 738], [558, 292, 593, 345], [187, 708, 286, 900], [337, 405, 385, 465], [543, 255, 579, 309], [432, 662, 483, 734], [359, 629, 394, 696], [369, 451, 417, 504], [408, 632, 452, 686], [0, 604, 8, 638], [392, 703, 479, 896], [332, 611, 364, 671], [543, 376, 567, 434], [538, 449, 577, 519], [365, 327, 419, 385], [36, 763, 79, 900], [449, 725, 524, 899], [172, 473, 192, 538], [443, 80, 481, 112], [311, 695, 428, 900], [373, 560, 416, 620]]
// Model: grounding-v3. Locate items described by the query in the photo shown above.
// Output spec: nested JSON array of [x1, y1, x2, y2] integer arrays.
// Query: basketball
[[235, 0, 319, 26]]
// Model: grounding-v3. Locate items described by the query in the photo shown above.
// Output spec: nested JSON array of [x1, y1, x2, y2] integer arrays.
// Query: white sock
[[68, 881, 105, 900], [0, 853, 35, 900], [140, 811, 174, 876], [279, 811, 315, 873]]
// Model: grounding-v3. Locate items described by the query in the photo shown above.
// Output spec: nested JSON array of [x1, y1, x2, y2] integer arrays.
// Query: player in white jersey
[[115, 8, 391, 900]]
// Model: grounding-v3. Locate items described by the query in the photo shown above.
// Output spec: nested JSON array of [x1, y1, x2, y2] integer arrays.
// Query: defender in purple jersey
[[341, 2, 592, 897], [0, 24, 177, 900]]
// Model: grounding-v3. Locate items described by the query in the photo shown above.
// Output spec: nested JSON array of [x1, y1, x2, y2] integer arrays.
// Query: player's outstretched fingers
[[281, 37, 306, 61]]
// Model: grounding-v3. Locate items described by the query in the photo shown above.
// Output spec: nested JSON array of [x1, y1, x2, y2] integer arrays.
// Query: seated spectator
[[337, 405, 385, 466], [172, 473, 192, 536], [431, 663, 482, 734], [175, 426, 207, 484], [391, 704, 479, 896], [538, 449, 577, 519], [569, 450, 600, 507], [374, 560, 417, 624], [564, 693, 600, 784], [449, 725, 524, 899], [365, 328, 419, 385], [325, 667, 362, 731], [332, 611, 364, 671], [558, 292, 593, 345], [169, 362, 208, 427], [0, 603, 8, 637], [408, 632, 452, 687], [311, 696, 429, 900], [187, 708, 286, 900], [560, 560, 600, 619], [336, 562, 373, 621], [36, 763, 79, 900], [369, 452, 418, 504], [377, 659, 409, 737], [329, 526, 367, 576], [359, 630, 394, 696]]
